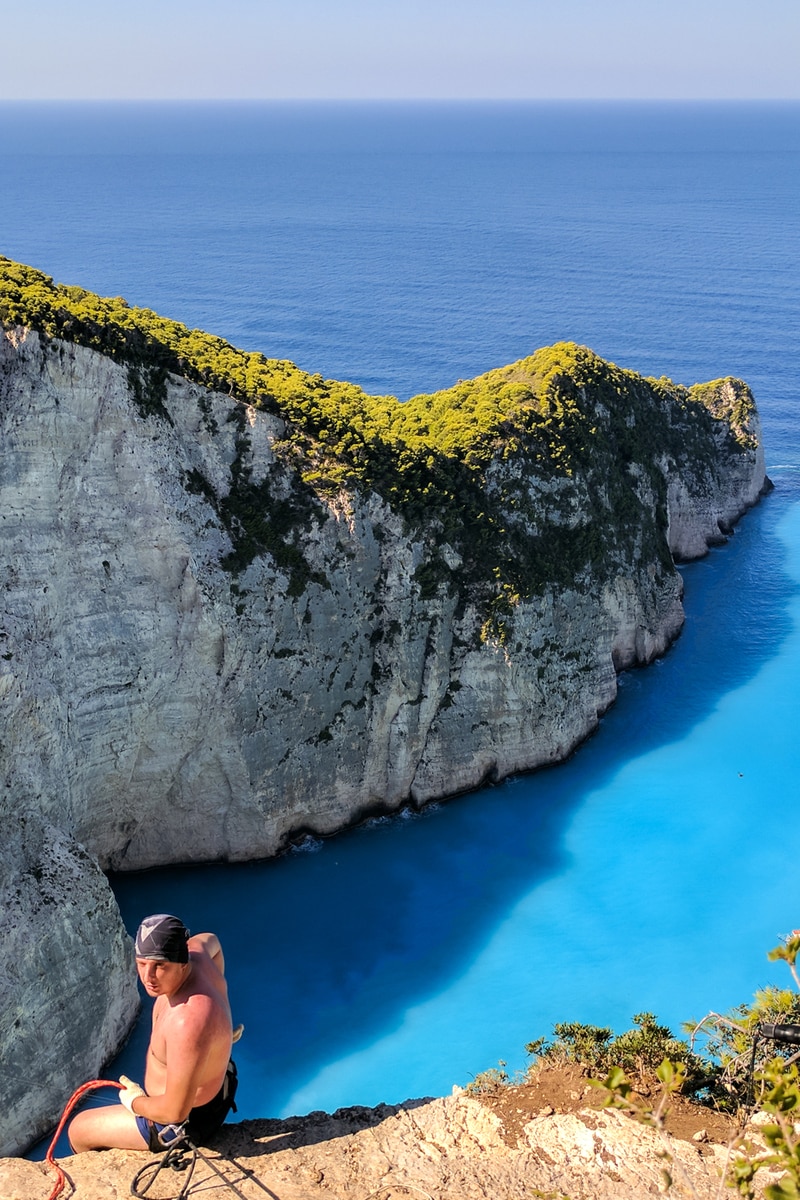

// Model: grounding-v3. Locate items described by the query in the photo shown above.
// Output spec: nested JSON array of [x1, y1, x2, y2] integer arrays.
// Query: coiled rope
[[44, 1079, 122, 1200]]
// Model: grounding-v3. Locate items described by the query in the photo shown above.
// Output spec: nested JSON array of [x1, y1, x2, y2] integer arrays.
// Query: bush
[[526, 1011, 717, 1098]]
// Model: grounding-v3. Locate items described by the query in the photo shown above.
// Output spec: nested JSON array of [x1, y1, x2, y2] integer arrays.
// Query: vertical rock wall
[[0, 810, 137, 1156]]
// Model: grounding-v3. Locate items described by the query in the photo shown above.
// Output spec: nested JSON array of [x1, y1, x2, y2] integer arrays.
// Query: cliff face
[[0, 312, 766, 1154], [0, 328, 767, 870]]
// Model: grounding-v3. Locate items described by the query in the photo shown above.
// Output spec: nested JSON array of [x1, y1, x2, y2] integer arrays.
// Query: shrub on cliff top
[[0, 255, 757, 603], [525, 1011, 716, 1098]]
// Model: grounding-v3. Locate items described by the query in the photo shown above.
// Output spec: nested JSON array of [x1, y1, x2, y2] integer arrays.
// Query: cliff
[[0, 1087, 751, 1200], [0, 258, 768, 1154]]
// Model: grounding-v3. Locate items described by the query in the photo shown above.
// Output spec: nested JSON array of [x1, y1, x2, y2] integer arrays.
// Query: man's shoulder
[[162, 988, 220, 1041]]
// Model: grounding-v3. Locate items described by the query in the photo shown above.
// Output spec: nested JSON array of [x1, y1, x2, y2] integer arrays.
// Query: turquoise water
[[4, 101, 799, 1128]]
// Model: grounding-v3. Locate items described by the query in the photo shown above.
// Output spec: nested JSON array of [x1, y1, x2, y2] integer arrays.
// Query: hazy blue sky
[[3, 0, 798, 100]]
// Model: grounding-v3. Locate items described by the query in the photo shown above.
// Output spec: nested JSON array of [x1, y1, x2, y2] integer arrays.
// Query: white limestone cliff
[[0, 324, 767, 1154]]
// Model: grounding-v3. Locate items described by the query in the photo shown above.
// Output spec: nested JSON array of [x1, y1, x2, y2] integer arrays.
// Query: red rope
[[44, 1079, 122, 1200]]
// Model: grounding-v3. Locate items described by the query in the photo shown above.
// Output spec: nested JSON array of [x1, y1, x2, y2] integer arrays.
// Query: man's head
[[135, 913, 190, 964], [135, 914, 191, 997]]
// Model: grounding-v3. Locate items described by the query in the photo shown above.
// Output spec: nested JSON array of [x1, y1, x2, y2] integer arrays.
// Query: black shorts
[[138, 1060, 238, 1151], [186, 1059, 238, 1145]]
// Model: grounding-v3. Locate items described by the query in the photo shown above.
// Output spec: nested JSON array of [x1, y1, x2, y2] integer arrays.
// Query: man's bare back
[[69, 916, 236, 1153]]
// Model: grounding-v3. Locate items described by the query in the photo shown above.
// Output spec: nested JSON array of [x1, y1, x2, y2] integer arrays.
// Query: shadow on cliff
[[125, 1106, 432, 1200], [109, 485, 798, 1121], [216, 1099, 429, 1159]]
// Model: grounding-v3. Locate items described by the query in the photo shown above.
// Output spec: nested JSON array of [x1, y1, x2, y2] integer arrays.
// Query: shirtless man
[[69, 914, 237, 1152]]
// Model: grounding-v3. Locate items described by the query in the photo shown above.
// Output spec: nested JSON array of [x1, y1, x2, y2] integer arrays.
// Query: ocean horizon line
[[2, 98, 797, 158]]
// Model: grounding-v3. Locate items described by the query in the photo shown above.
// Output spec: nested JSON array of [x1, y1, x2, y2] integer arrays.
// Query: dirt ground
[[476, 1061, 740, 1149]]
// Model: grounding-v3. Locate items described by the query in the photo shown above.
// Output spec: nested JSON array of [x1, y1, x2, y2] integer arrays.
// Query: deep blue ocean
[[4, 101, 800, 1132]]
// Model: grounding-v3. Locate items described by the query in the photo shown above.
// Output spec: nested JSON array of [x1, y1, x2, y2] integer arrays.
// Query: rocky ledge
[[0, 1086, 745, 1200]]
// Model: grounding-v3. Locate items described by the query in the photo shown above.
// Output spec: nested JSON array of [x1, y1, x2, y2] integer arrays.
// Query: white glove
[[119, 1075, 146, 1114]]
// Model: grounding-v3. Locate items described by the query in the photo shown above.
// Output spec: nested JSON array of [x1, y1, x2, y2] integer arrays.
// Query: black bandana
[[134, 914, 190, 963]]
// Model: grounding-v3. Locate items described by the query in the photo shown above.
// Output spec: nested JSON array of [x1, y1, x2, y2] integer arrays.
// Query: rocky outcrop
[[0, 809, 138, 1157], [0, 1093, 747, 1199], [662, 386, 765, 560], [0, 317, 767, 1154]]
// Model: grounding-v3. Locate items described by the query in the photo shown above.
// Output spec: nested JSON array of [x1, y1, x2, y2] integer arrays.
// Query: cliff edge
[[0, 257, 768, 1154], [0, 1087, 747, 1200]]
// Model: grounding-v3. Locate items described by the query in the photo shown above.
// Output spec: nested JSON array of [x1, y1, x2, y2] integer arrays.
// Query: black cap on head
[[135, 914, 190, 963]]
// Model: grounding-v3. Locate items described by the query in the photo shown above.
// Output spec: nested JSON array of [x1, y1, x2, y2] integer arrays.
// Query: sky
[[1, 0, 798, 101]]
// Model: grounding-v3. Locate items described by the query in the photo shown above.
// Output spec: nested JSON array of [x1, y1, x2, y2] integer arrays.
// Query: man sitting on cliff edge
[[69, 914, 238, 1152]]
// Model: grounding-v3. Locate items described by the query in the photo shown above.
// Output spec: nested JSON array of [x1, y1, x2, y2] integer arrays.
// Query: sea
[[3, 100, 799, 1134]]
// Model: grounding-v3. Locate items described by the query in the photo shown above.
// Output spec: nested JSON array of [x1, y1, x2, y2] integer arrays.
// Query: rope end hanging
[[44, 1079, 123, 1200]]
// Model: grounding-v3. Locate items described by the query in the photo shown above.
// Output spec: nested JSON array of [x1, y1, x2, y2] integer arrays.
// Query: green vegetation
[[0, 256, 758, 609], [515, 937, 800, 1114], [469, 934, 800, 1199], [526, 1011, 717, 1100], [464, 1062, 512, 1095], [729, 1058, 800, 1200], [594, 947, 800, 1200], [687, 377, 760, 451], [686, 935, 800, 1108]]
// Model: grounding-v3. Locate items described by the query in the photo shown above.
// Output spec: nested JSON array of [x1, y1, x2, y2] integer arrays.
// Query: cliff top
[[0, 254, 756, 471], [0, 1075, 738, 1200], [0, 254, 760, 606]]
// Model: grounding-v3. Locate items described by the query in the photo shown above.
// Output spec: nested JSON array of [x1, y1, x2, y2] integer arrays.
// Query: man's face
[[136, 957, 187, 997]]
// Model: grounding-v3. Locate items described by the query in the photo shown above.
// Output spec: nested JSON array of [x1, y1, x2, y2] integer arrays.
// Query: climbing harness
[[44, 1078, 122, 1200]]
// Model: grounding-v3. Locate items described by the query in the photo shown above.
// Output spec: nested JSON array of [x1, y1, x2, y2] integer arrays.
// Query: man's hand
[[119, 1075, 146, 1114]]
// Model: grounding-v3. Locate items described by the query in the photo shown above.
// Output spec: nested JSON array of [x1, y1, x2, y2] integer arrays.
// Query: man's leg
[[68, 1102, 150, 1152]]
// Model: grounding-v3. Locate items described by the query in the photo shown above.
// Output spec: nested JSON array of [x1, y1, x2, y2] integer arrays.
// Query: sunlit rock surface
[[0, 1093, 743, 1199]]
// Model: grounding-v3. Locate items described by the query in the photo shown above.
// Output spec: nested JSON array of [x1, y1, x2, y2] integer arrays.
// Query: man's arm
[[129, 1005, 212, 1125], [190, 931, 225, 975]]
